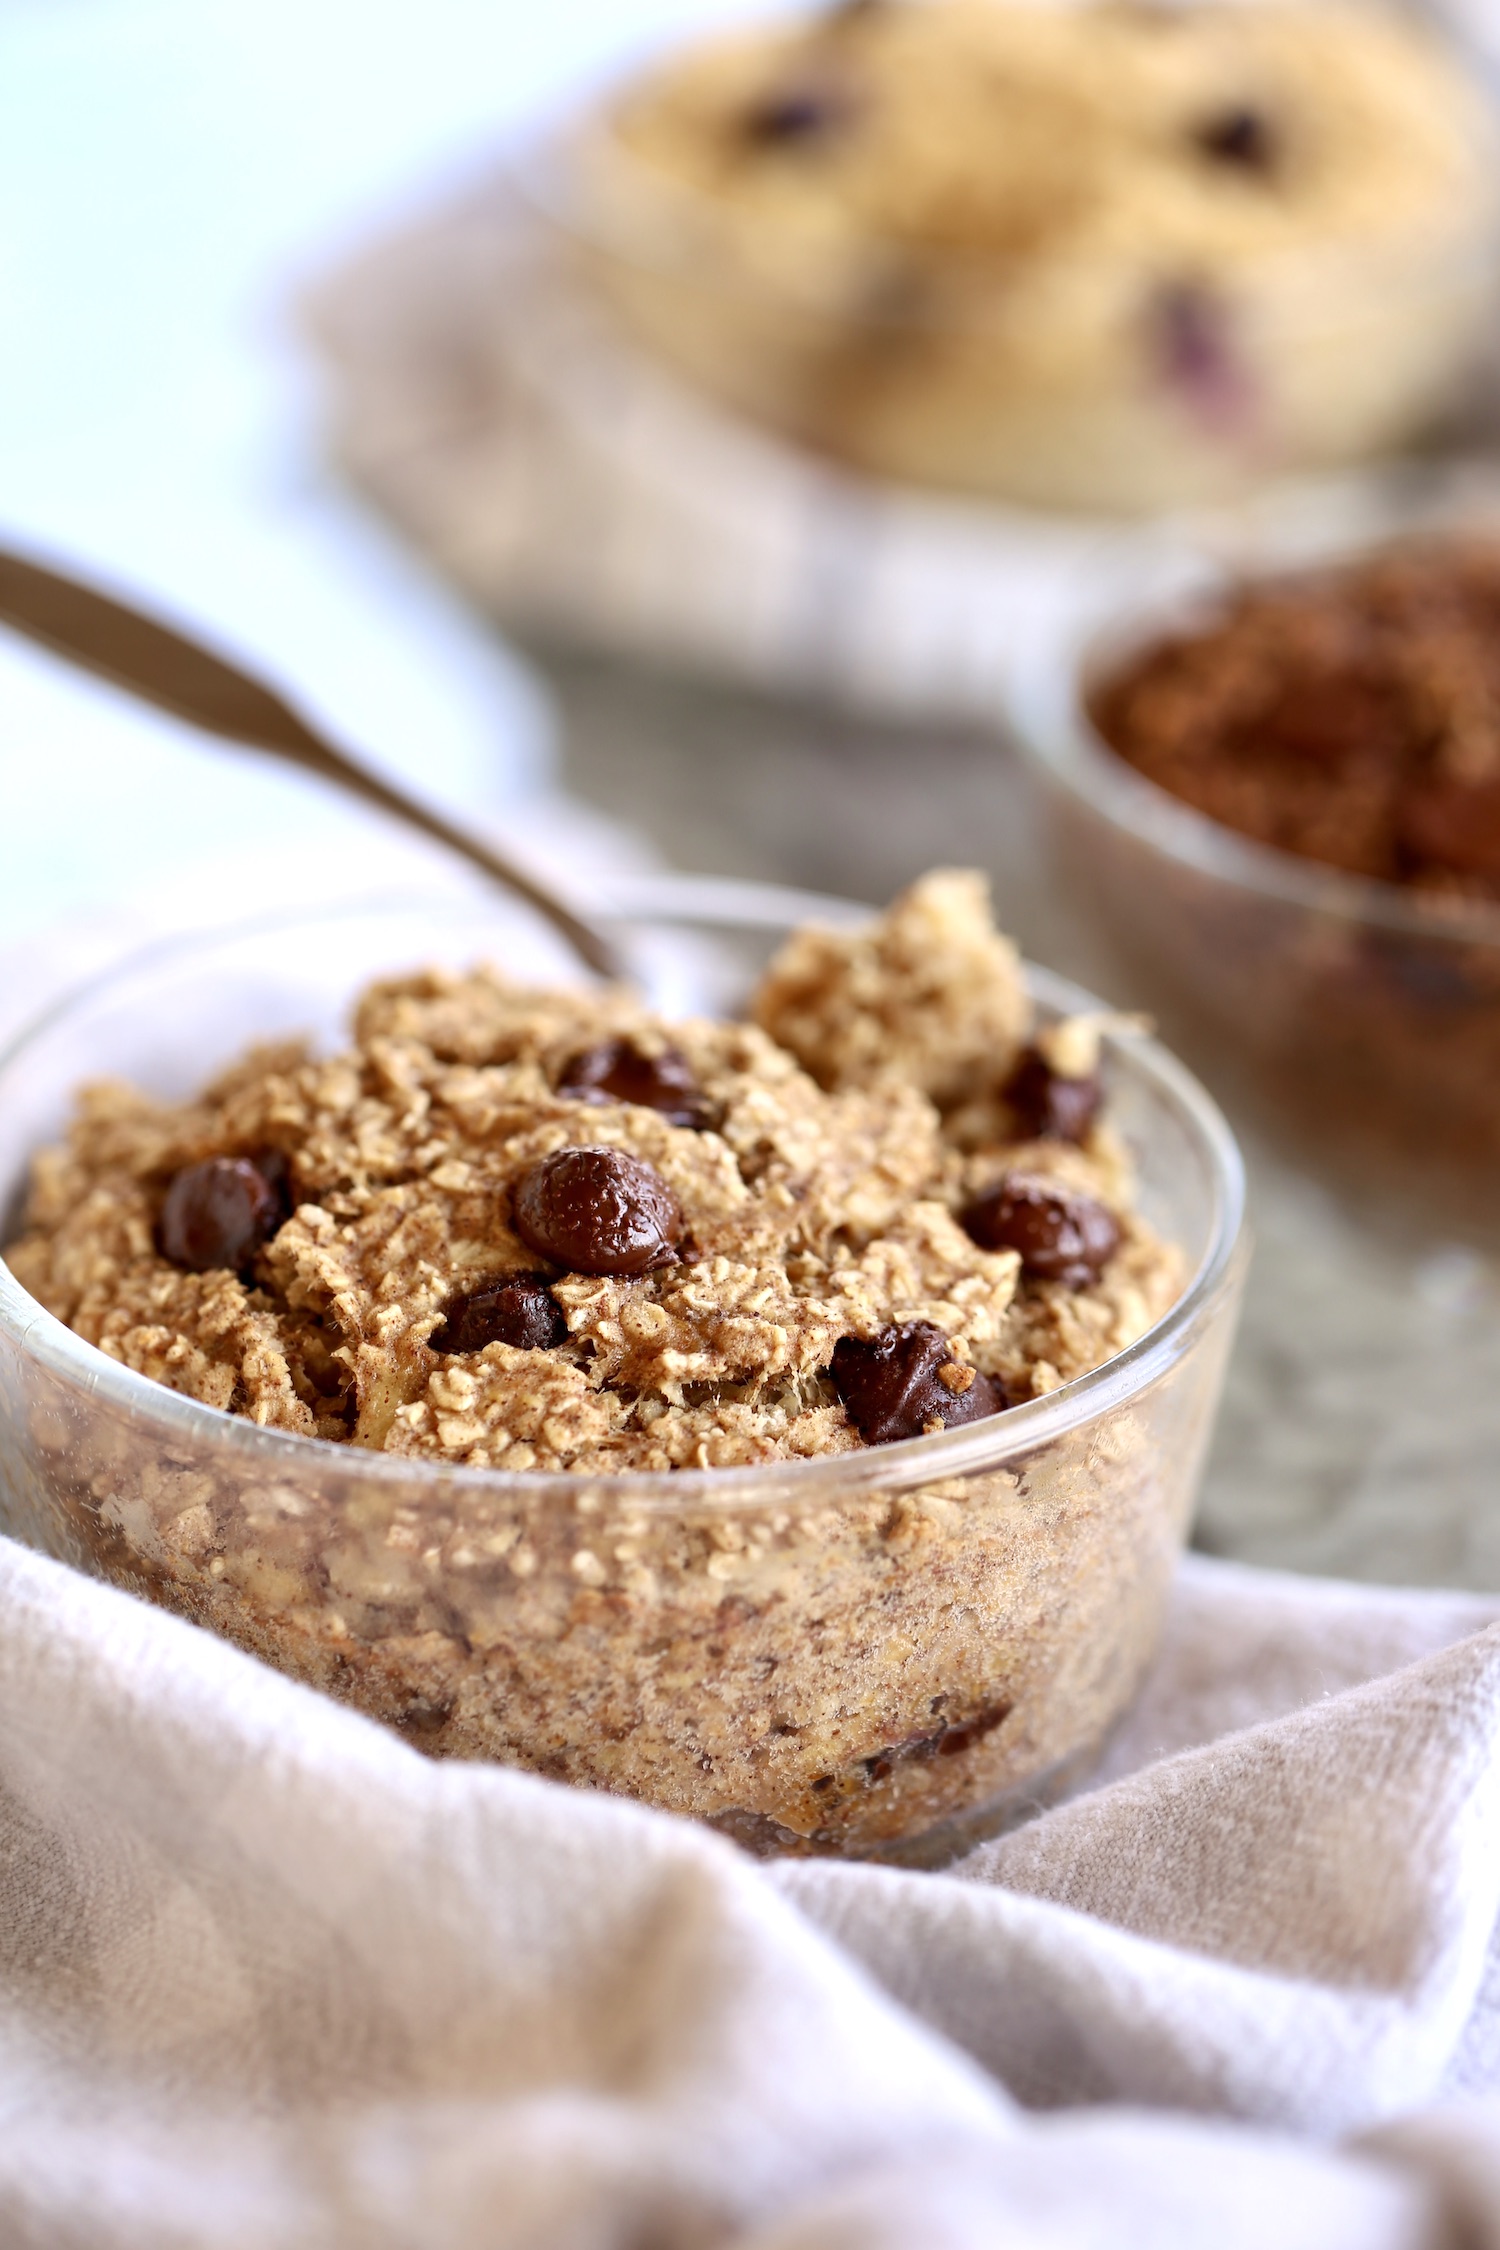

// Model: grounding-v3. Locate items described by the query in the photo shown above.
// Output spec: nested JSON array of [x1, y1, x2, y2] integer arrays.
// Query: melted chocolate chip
[[962, 1172, 1121, 1289], [512, 1146, 684, 1277], [860, 1697, 1015, 1780], [830, 1319, 1007, 1446], [1003, 1047, 1103, 1144], [431, 1276, 567, 1355], [1151, 281, 1250, 432], [556, 1039, 710, 1129], [1194, 104, 1276, 172], [158, 1154, 287, 1274], [742, 79, 853, 145], [934, 1699, 1015, 1757]]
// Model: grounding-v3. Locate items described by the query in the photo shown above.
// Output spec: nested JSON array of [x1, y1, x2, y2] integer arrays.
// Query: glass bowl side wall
[[1010, 608, 1500, 1177]]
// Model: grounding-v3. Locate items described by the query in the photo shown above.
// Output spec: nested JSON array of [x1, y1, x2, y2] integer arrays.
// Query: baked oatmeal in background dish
[[0, 878, 1244, 1860], [545, 0, 1498, 513]]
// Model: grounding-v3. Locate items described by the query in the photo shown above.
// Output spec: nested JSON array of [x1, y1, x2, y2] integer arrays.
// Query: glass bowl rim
[[1007, 585, 1500, 952], [0, 885, 1247, 1515]]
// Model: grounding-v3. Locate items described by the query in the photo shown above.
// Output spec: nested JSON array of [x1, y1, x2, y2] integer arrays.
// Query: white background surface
[[0, 0, 750, 962]]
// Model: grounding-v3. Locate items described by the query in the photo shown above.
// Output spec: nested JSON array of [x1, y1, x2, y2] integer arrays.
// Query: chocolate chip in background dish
[[157, 1154, 288, 1275], [736, 0, 888, 147], [1148, 281, 1253, 438], [830, 1319, 1009, 1445], [1193, 103, 1278, 174], [512, 1145, 685, 1277], [740, 77, 859, 148]]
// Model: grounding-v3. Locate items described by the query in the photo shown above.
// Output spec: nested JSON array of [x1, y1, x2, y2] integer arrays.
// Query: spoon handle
[[0, 546, 622, 981]]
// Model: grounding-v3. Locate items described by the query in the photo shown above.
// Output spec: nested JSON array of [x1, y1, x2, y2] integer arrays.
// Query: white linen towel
[[7, 1533, 1500, 2247]]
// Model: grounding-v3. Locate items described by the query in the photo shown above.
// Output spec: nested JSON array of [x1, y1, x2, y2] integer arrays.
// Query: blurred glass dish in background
[[1008, 518, 1500, 1196], [519, 0, 1500, 515], [0, 887, 1243, 1865]]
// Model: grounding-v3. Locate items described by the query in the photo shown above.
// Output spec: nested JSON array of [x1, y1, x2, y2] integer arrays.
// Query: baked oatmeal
[[1, 873, 1222, 1858], [571, 1, 1498, 510]]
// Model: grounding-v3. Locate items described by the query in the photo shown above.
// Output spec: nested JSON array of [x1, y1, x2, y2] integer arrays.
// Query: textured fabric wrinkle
[[7, 1534, 1500, 2237], [0, 1534, 1020, 2249], [775, 1619, 1500, 2133]]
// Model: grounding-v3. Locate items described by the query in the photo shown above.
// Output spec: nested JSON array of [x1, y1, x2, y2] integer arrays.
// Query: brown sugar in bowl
[[1009, 534, 1500, 1188]]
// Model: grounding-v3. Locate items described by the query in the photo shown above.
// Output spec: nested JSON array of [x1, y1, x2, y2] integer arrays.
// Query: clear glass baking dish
[[0, 884, 1245, 1864], [1008, 561, 1500, 1193]]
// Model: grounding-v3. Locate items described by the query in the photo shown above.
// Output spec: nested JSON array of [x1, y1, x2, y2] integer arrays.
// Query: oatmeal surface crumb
[[751, 869, 1028, 1105]]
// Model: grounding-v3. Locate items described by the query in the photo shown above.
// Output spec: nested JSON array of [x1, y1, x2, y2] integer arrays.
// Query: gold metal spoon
[[0, 544, 622, 981]]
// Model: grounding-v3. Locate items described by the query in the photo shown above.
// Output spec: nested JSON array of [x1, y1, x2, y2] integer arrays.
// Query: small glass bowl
[[0, 884, 1245, 1864], [1008, 559, 1500, 1192], [516, 91, 1500, 515]]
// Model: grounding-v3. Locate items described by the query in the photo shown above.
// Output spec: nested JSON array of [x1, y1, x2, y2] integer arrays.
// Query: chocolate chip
[[962, 1172, 1121, 1289], [556, 1039, 710, 1130], [1003, 1046, 1103, 1144], [861, 1697, 1015, 1777], [742, 80, 853, 145], [830, 1319, 1008, 1446], [431, 1276, 567, 1355], [1194, 105, 1276, 172], [512, 1146, 684, 1277], [1151, 281, 1250, 431], [933, 1699, 1014, 1757], [158, 1155, 287, 1274]]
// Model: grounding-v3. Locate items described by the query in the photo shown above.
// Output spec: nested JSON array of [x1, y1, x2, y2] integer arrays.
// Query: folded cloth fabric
[[303, 170, 1484, 723], [6, 1534, 1500, 2248]]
